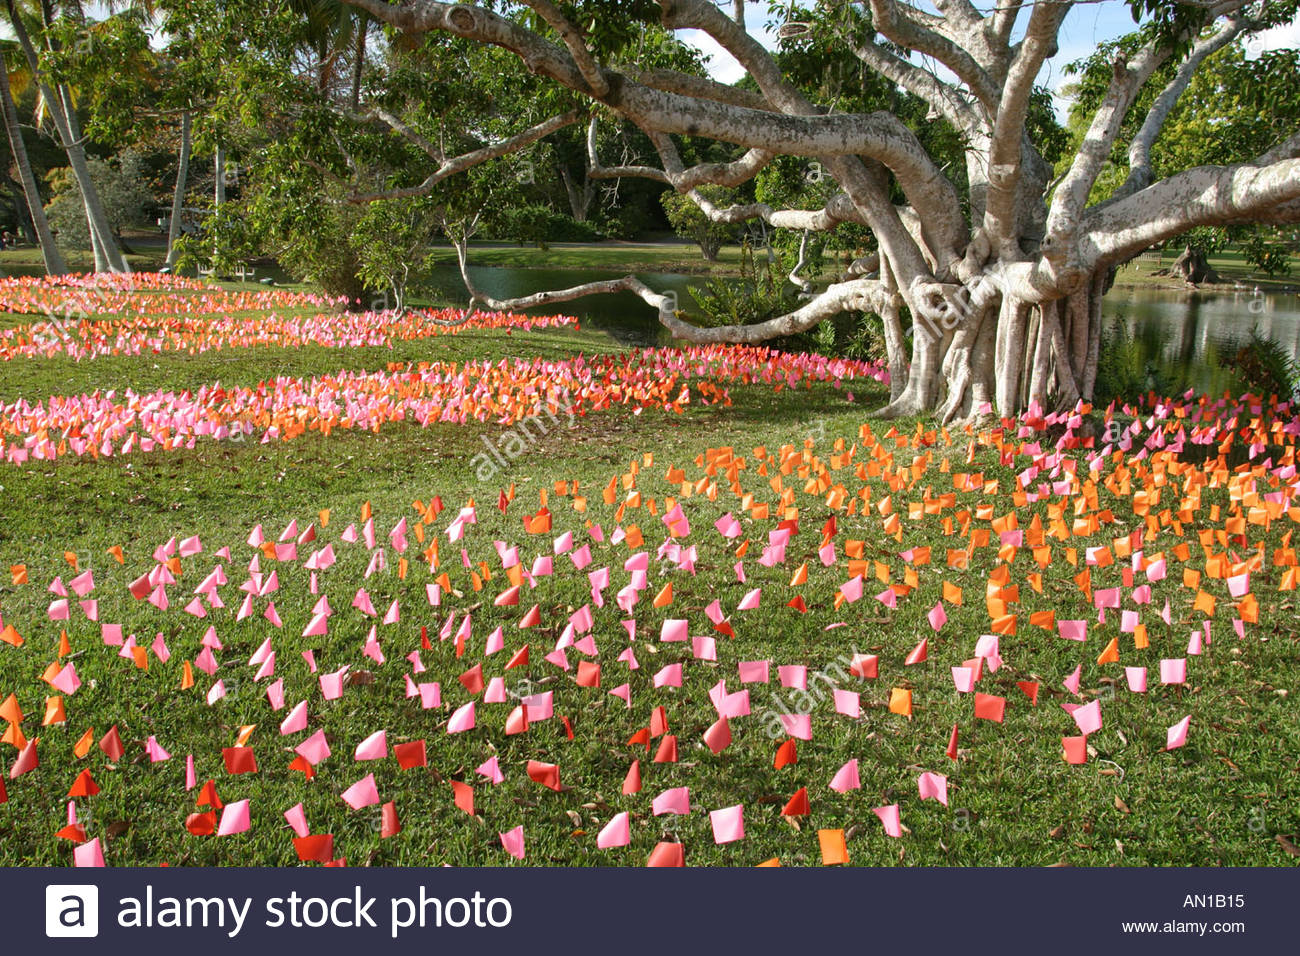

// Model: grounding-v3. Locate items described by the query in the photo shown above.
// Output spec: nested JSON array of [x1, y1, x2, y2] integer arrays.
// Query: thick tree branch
[[623, 67, 774, 112], [1078, 147, 1300, 268], [656, 277, 903, 344], [1117, 13, 1247, 197], [368, 106, 445, 160], [868, 0, 999, 109], [584, 117, 774, 190], [846, 34, 982, 132], [1047, 5, 1252, 257], [518, 0, 609, 96], [982, 0, 1067, 254]]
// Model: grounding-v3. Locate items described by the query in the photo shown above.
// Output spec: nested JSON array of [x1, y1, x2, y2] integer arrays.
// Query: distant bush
[[489, 205, 601, 248], [593, 206, 643, 241]]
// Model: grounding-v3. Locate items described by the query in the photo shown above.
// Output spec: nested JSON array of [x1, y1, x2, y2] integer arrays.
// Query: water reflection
[[1098, 288, 1300, 395]]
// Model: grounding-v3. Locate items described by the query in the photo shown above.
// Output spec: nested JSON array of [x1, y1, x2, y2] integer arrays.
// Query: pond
[[427, 263, 1300, 395]]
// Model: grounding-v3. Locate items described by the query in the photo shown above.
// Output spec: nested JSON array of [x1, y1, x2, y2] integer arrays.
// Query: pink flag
[[928, 603, 947, 631], [500, 825, 526, 860], [74, 838, 106, 868], [279, 700, 308, 735], [917, 771, 948, 806], [833, 688, 861, 718], [1072, 699, 1102, 736], [652, 787, 691, 816], [146, 735, 171, 762], [217, 799, 251, 836], [653, 663, 683, 688], [1063, 664, 1082, 697], [341, 773, 380, 810], [477, 756, 504, 785], [285, 803, 309, 838], [660, 619, 688, 642], [295, 729, 331, 765], [447, 701, 476, 733], [738, 660, 770, 684], [596, 812, 631, 849], [1159, 658, 1187, 685], [1058, 620, 1087, 641], [354, 729, 388, 761], [829, 759, 860, 792], [779, 713, 812, 740], [1165, 715, 1190, 751], [778, 665, 808, 690], [873, 804, 902, 837], [709, 805, 745, 844]]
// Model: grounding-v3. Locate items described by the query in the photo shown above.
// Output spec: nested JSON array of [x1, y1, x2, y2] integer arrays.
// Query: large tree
[[325, 0, 1300, 419]]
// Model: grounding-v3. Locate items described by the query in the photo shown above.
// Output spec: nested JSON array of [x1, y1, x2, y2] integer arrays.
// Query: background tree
[[44, 150, 152, 251], [662, 183, 736, 259]]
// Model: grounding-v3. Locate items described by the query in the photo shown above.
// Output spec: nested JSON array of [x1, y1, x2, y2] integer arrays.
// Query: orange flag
[[818, 829, 849, 866]]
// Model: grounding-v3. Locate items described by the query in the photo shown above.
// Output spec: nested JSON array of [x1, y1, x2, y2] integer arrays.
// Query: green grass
[[1114, 247, 1300, 292], [0, 293, 1296, 868]]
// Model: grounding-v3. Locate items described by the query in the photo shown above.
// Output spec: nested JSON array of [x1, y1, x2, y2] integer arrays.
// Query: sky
[[681, 0, 1300, 119]]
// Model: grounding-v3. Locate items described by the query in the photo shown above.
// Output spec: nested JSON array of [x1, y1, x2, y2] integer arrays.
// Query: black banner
[[17, 867, 1295, 954]]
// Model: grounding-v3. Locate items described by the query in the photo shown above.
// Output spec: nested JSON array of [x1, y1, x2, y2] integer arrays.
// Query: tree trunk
[[165, 111, 192, 269], [350, 16, 367, 110], [874, 265, 1109, 422], [214, 145, 227, 208], [6, 0, 126, 272], [0, 57, 64, 275], [1162, 245, 1220, 285], [559, 165, 594, 222], [59, 83, 126, 272]]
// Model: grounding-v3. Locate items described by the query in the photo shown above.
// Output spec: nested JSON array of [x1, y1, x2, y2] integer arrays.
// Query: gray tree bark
[[0, 55, 65, 274], [165, 111, 193, 269]]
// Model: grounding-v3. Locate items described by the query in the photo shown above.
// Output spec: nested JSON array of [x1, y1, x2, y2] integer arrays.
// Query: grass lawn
[[1113, 247, 1300, 293], [0, 280, 1296, 868]]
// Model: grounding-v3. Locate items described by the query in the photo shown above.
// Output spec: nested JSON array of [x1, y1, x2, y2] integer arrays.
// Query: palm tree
[[3, 0, 128, 272], [0, 42, 64, 273], [288, 0, 371, 105]]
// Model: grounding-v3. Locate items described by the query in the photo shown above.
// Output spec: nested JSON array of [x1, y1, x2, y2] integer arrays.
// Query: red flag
[[394, 740, 427, 769], [782, 787, 810, 816], [67, 769, 99, 797], [380, 801, 401, 838], [99, 725, 125, 762], [526, 760, 561, 791], [773, 738, 798, 769], [294, 834, 334, 862], [647, 842, 685, 867], [622, 760, 641, 795]]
